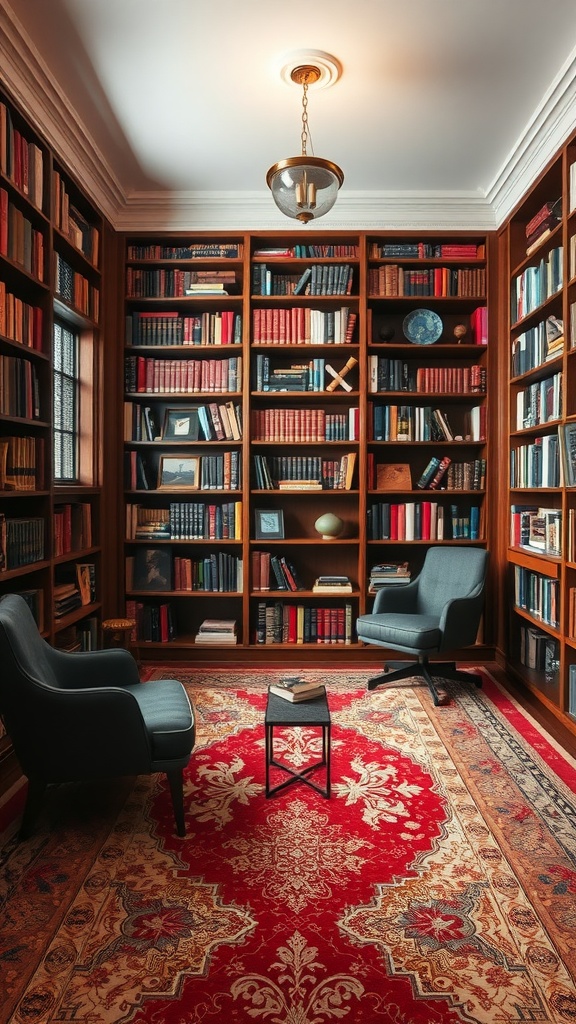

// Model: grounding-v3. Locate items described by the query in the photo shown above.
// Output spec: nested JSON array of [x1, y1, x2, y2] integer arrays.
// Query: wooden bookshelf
[[502, 125, 576, 737], [119, 230, 493, 660], [0, 86, 105, 765]]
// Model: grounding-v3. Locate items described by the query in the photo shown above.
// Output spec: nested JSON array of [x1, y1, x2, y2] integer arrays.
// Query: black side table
[[265, 689, 331, 798]]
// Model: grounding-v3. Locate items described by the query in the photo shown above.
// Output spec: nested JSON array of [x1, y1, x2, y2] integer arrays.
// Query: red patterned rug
[[1, 668, 576, 1023]]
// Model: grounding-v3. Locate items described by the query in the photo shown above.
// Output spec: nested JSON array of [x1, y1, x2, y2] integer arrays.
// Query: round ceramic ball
[[314, 512, 344, 540], [379, 325, 395, 342]]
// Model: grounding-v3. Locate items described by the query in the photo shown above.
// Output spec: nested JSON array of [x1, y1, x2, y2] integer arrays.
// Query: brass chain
[[300, 80, 309, 156]]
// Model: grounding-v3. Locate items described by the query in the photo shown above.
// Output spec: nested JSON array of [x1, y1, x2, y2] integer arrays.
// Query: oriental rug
[[1, 668, 576, 1024]]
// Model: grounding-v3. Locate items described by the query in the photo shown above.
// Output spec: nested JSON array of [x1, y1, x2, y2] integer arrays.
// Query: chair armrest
[[439, 583, 485, 650], [17, 685, 154, 781], [44, 646, 141, 689], [373, 576, 419, 613]]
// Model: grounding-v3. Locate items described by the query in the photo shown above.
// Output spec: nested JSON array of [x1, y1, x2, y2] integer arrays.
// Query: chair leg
[[367, 661, 424, 691], [19, 779, 46, 840], [367, 656, 481, 706], [166, 768, 186, 837]]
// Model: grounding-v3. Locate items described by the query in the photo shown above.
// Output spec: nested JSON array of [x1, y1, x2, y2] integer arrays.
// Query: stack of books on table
[[268, 676, 326, 703], [194, 619, 237, 645], [369, 562, 411, 593], [312, 575, 353, 594]]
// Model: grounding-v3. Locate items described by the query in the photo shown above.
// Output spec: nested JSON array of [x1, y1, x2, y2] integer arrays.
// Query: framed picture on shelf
[[162, 408, 200, 441], [255, 509, 285, 540], [132, 547, 173, 592], [158, 455, 200, 489]]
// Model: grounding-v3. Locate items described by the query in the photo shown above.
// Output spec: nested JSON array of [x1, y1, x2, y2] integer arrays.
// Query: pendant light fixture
[[267, 54, 344, 224]]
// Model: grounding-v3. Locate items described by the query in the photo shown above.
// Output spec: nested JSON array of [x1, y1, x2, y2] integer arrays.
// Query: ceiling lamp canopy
[[267, 58, 344, 224]]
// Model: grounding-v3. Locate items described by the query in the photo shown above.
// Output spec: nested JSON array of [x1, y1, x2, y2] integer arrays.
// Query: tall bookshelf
[[0, 86, 104, 768], [504, 127, 576, 737], [119, 230, 493, 660]]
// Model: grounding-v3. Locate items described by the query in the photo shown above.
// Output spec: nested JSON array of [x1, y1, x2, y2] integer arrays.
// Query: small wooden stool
[[102, 617, 138, 665]]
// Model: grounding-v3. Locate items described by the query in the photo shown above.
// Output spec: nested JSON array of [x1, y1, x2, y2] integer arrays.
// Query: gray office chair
[[357, 546, 488, 706], [0, 593, 195, 839]]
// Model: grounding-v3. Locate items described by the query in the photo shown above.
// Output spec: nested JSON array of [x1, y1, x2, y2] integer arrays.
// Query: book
[[271, 675, 324, 694], [268, 683, 326, 703]]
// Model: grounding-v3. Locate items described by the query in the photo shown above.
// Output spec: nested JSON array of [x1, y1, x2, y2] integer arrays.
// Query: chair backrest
[[0, 594, 61, 716], [417, 546, 488, 616]]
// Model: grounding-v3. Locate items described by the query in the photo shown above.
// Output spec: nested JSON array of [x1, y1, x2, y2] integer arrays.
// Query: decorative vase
[[314, 512, 344, 540]]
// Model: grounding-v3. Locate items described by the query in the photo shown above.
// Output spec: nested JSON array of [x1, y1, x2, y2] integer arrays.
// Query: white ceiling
[[3, 0, 576, 230]]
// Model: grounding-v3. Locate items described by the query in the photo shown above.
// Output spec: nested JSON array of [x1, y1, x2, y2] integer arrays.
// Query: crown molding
[[487, 47, 576, 223], [1, 4, 574, 234], [114, 189, 497, 232], [0, 3, 125, 225]]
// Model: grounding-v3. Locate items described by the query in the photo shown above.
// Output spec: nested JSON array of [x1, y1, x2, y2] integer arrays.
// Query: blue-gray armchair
[[357, 546, 488, 705], [0, 593, 195, 838]]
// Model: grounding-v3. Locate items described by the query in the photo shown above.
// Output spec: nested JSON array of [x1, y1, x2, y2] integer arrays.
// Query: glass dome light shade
[[266, 155, 344, 224]]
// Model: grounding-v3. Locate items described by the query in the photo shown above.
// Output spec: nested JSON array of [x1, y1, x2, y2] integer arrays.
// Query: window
[[53, 319, 79, 482]]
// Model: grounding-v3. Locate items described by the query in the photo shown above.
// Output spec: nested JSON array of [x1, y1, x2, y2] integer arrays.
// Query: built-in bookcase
[[503, 124, 576, 737], [120, 230, 492, 658], [0, 86, 104, 763]]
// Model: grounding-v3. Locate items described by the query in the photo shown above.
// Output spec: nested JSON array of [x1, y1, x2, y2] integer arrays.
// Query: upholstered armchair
[[0, 593, 195, 838], [357, 546, 489, 705]]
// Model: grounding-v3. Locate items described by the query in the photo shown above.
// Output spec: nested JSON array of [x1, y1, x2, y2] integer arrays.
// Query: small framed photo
[[162, 408, 199, 441], [255, 508, 285, 540], [158, 455, 200, 489], [132, 547, 173, 592]]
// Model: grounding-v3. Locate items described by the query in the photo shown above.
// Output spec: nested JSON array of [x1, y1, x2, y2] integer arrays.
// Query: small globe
[[454, 323, 467, 343], [314, 512, 344, 540]]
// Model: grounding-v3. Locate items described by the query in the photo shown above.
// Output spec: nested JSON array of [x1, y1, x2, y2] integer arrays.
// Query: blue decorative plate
[[402, 308, 443, 345]]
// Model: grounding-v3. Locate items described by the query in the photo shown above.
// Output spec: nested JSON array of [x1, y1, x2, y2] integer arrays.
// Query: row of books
[[0, 101, 44, 210], [54, 254, 99, 320], [513, 565, 559, 629], [253, 262, 354, 297], [253, 244, 358, 259], [194, 618, 237, 645], [511, 315, 564, 377], [127, 242, 243, 259], [367, 457, 486, 492], [254, 355, 335, 393], [253, 452, 356, 491], [252, 306, 356, 345], [0, 353, 41, 419], [0, 189, 45, 281], [125, 598, 176, 643], [0, 282, 44, 350], [126, 268, 239, 298], [511, 247, 563, 322], [370, 404, 485, 443], [0, 513, 45, 571], [0, 435, 41, 490], [368, 358, 485, 395], [510, 435, 560, 488], [126, 547, 243, 593], [368, 241, 485, 259], [126, 500, 242, 540], [53, 502, 93, 555], [510, 505, 562, 556], [368, 265, 486, 298], [55, 617, 99, 653], [125, 311, 242, 347], [255, 601, 354, 645], [126, 451, 242, 492], [515, 371, 562, 430], [252, 407, 359, 443], [519, 624, 558, 679], [252, 550, 304, 592], [124, 355, 242, 395], [367, 502, 481, 541], [54, 171, 99, 265]]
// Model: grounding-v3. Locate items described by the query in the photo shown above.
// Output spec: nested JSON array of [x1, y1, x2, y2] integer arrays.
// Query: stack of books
[[312, 575, 353, 594], [525, 199, 562, 256], [369, 562, 411, 593], [194, 618, 237, 645], [268, 676, 326, 703]]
